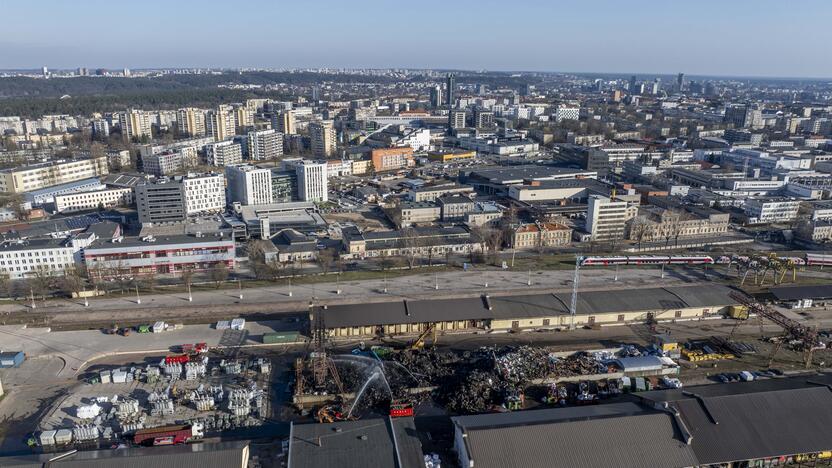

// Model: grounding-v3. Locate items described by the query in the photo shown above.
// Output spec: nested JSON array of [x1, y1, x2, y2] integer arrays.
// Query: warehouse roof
[[322, 285, 737, 328], [289, 417, 424, 468], [0, 442, 249, 468], [453, 403, 698, 468], [770, 284, 832, 301], [669, 387, 832, 464]]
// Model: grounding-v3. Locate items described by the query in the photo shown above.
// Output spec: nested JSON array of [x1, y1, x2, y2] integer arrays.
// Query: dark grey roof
[[323, 286, 737, 328], [0, 441, 249, 468], [289, 417, 423, 468], [467, 165, 587, 184], [671, 387, 832, 464], [770, 284, 832, 301], [453, 404, 698, 468]]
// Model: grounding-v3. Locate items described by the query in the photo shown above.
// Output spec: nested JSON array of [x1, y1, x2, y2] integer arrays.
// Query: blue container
[[0, 351, 25, 368]]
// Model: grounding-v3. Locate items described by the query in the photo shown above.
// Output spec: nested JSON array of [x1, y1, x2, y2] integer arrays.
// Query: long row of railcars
[[580, 253, 832, 267]]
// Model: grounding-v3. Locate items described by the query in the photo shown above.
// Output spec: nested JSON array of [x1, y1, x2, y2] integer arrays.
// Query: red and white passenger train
[[579, 253, 832, 267]]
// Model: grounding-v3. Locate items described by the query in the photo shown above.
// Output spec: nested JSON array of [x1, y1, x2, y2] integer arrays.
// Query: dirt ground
[[322, 209, 393, 232]]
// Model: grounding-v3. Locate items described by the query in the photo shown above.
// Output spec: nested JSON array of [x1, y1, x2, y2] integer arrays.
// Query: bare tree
[[59, 267, 86, 298], [401, 227, 422, 269], [662, 211, 681, 248], [28, 270, 53, 301], [317, 248, 336, 274], [629, 215, 651, 251], [210, 262, 229, 288], [180, 266, 195, 289]]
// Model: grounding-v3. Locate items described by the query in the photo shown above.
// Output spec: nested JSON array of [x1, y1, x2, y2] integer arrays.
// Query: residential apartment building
[[176, 107, 206, 137], [247, 129, 283, 161], [586, 195, 627, 242], [511, 222, 572, 249], [295, 161, 328, 202], [182, 173, 225, 215], [553, 106, 580, 122], [225, 164, 273, 206], [141, 149, 197, 176], [309, 120, 336, 157], [206, 105, 236, 141], [449, 110, 467, 129], [118, 109, 152, 141], [0, 156, 109, 194], [272, 110, 296, 135], [83, 235, 235, 277], [0, 238, 76, 279], [206, 141, 243, 167], [54, 187, 133, 214], [744, 198, 800, 224]]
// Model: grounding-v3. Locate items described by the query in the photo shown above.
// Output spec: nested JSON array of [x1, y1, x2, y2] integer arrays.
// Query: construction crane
[[409, 323, 438, 350], [309, 305, 345, 393], [728, 291, 822, 368]]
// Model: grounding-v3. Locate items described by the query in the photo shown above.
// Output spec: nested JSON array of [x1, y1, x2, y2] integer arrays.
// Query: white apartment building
[[0, 238, 77, 279], [295, 161, 328, 202], [141, 148, 198, 176], [183, 173, 226, 215], [54, 187, 133, 213], [309, 120, 336, 157], [744, 198, 800, 224], [206, 141, 243, 167], [247, 129, 283, 161], [586, 195, 627, 242], [225, 164, 273, 206], [0, 157, 109, 194], [118, 109, 152, 141]]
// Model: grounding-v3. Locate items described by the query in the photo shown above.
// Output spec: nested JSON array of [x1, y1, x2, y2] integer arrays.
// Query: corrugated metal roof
[[457, 409, 698, 468], [673, 387, 832, 464], [289, 417, 423, 468], [770, 284, 832, 301]]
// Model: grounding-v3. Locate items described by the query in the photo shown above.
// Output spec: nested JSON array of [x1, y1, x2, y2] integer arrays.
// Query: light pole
[[434, 273, 439, 290], [82, 286, 89, 307], [30, 288, 36, 310], [135, 285, 141, 305], [527, 269, 532, 286], [187, 281, 192, 302], [238, 279, 243, 300], [336, 272, 341, 295], [383, 275, 388, 294], [288, 277, 293, 297]]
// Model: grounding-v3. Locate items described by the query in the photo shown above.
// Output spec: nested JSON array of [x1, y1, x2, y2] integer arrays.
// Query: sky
[[2, 0, 831, 78]]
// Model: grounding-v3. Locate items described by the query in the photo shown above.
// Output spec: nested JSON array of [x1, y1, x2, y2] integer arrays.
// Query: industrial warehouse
[[318, 285, 738, 337]]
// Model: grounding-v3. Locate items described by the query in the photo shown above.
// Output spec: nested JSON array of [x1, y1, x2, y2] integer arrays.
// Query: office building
[[309, 120, 336, 157], [586, 195, 627, 242], [430, 85, 443, 108], [176, 107, 206, 137], [142, 148, 198, 176], [54, 187, 133, 214], [449, 110, 467, 129], [0, 157, 108, 194], [84, 235, 235, 277], [206, 105, 236, 141], [182, 173, 226, 215], [371, 146, 414, 172], [554, 106, 580, 122], [273, 110, 296, 135], [744, 198, 800, 224], [446, 74, 456, 107], [676, 72, 685, 92], [473, 109, 494, 128], [118, 109, 152, 141], [271, 169, 298, 202], [247, 129, 283, 161], [206, 141, 243, 167], [225, 164, 273, 206], [135, 179, 186, 224], [295, 161, 328, 202], [0, 238, 76, 279]]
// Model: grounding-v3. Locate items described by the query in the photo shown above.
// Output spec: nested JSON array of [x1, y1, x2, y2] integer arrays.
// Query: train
[[579, 255, 715, 267], [580, 253, 832, 267]]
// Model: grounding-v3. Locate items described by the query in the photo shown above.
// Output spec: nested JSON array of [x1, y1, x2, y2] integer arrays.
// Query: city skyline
[[2, 0, 832, 78]]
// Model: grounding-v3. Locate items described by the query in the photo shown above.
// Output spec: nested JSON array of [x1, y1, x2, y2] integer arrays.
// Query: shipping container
[[152, 321, 167, 333], [262, 332, 301, 344], [0, 351, 25, 368]]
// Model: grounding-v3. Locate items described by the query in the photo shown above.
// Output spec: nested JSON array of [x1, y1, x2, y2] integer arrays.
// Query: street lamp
[[135, 285, 141, 305], [30, 287, 36, 310], [336, 272, 341, 295], [82, 286, 89, 307], [288, 277, 293, 297], [187, 281, 192, 302], [527, 269, 532, 286], [238, 279, 243, 300]]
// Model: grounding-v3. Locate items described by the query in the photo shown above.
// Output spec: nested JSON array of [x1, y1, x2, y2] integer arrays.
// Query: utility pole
[[569, 256, 581, 330], [135, 285, 141, 305]]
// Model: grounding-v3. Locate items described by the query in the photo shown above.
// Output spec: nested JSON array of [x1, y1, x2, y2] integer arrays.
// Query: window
[[618, 314, 625, 322], [511, 321, 519, 329], [542, 319, 550, 326], [675, 310, 683, 318]]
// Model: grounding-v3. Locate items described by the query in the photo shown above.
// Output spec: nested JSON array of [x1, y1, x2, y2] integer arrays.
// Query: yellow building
[[0, 156, 109, 194], [427, 150, 476, 163]]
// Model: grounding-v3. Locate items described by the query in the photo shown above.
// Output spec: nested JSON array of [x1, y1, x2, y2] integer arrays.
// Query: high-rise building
[[295, 161, 328, 202], [176, 108, 206, 137], [225, 164, 273, 206], [91, 119, 110, 138], [472, 109, 494, 128], [724, 104, 761, 129], [676, 73, 685, 92], [206, 105, 236, 141], [42, 66, 48, 78], [629, 75, 637, 93], [309, 120, 336, 158], [247, 129, 283, 161], [123, 68, 131, 77], [182, 173, 226, 215], [311, 86, 321, 101], [235, 106, 255, 132], [449, 110, 467, 129], [206, 141, 243, 167], [586, 195, 627, 242], [430, 86, 444, 108], [118, 109, 153, 141], [271, 169, 298, 202], [272, 110, 296, 135], [650, 79, 661, 95], [77, 67, 88, 76], [446, 74, 456, 107]]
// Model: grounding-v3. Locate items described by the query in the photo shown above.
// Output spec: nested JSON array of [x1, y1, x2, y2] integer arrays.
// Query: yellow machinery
[[409, 323, 438, 350]]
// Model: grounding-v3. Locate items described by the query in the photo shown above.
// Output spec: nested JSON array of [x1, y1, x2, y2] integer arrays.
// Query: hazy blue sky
[[2, 0, 830, 77]]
